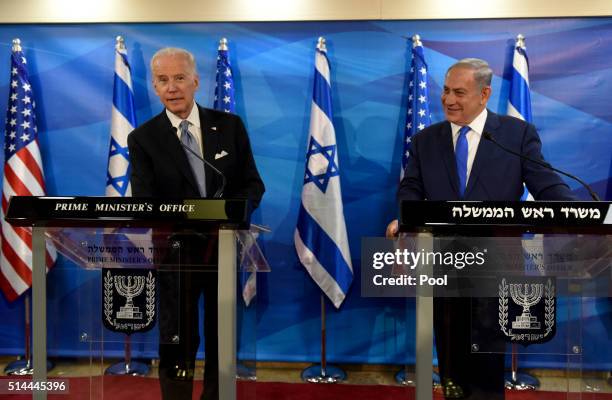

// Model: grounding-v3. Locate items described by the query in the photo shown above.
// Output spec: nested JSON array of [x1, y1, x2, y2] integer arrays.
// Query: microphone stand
[[482, 132, 600, 201], [484, 131, 599, 391], [180, 142, 226, 198]]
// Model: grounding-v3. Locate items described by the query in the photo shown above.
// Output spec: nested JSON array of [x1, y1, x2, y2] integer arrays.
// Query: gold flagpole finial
[[218, 38, 228, 51], [516, 34, 526, 49], [411, 34, 423, 48], [316, 36, 326, 52], [12, 38, 22, 52], [115, 36, 126, 51]]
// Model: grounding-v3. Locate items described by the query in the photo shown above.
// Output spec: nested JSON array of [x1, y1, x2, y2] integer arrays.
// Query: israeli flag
[[507, 34, 533, 201], [106, 36, 136, 197], [508, 35, 542, 275], [294, 38, 353, 309]]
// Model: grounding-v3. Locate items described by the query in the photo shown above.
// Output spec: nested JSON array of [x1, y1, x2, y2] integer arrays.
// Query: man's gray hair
[[447, 58, 493, 89], [150, 47, 198, 76]]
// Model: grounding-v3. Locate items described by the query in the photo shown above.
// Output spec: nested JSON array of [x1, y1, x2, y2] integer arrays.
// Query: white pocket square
[[215, 150, 229, 160]]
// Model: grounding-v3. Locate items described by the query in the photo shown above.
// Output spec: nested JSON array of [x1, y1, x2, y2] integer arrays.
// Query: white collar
[[165, 101, 201, 130], [450, 108, 487, 137]]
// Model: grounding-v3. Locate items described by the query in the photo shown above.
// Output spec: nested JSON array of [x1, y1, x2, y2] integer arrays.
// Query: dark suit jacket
[[127, 104, 265, 207], [398, 112, 575, 400], [398, 111, 576, 201]]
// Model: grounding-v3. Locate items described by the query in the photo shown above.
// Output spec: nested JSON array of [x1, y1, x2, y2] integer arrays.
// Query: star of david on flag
[[401, 35, 431, 179], [104, 37, 153, 284], [294, 38, 353, 309], [303, 137, 339, 193], [106, 36, 136, 197]]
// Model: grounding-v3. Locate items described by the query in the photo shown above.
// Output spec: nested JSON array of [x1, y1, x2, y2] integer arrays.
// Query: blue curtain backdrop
[[0, 19, 611, 369]]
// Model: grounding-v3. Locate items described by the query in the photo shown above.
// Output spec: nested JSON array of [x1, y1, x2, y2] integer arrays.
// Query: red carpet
[[1, 376, 611, 399]]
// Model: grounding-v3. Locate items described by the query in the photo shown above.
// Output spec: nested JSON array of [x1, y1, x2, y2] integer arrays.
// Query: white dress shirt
[[451, 108, 488, 182], [166, 101, 203, 155]]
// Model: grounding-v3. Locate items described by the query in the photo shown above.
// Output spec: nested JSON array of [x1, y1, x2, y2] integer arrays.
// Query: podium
[[381, 201, 610, 400], [5, 196, 269, 400]]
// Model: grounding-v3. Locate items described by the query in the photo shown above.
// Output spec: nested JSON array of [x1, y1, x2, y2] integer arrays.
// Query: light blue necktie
[[179, 120, 207, 197], [455, 126, 470, 198]]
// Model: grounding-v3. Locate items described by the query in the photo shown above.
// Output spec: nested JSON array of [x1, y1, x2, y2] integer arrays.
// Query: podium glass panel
[[235, 227, 270, 399], [468, 234, 611, 399], [361, 233, 611, 400], [38, 226, 268, 400], [47, 228, 176, 346]]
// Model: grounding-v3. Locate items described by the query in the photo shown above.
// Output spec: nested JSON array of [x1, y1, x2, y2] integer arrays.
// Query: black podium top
[[5, 196, 251, 229], [399, 201, 612, 234]]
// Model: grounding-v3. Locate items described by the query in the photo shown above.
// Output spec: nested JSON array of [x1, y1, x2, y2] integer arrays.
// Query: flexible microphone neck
[[482, 131, 600, 201], [179, 140, 227, 199]]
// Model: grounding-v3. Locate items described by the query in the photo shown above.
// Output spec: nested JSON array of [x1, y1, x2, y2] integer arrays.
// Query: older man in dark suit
[[128, 47, 264, 400], [387, 58, 575, 399]]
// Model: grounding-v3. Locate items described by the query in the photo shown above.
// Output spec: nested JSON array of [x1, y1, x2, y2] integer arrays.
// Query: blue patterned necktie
[[455, 125, 470, 198], [179, 120, 207, 197]]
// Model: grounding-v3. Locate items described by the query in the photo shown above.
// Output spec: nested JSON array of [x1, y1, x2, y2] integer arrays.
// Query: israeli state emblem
[[498, 278, 556, 345], [102, 268, 157, 334]]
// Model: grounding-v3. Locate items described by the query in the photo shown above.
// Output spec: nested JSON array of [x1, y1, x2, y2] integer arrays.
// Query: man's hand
[[385, 219, 399, 239]]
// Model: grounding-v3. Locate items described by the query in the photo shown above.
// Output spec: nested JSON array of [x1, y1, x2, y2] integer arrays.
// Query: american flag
[[213, 38, 235, 114], [212, 38, 255, 305], [401, 35, 431, 179], [0, 39, 56, 301]]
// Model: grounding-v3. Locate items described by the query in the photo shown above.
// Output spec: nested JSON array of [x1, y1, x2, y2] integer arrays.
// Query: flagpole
[[394, 35, 439, 393], [219, 37, 228, 51], [505, 342, 540, 390], [104, 35, 149, 377], [320, 294, 326, 375], [212, 37, 257, 382], [3, 39, 54, 377], [395, 33, 420, 387], [296, 36, 351, 384], [300, 293, 347, 383], [505, 33, 540, 391], [3, 294, 54, 375]]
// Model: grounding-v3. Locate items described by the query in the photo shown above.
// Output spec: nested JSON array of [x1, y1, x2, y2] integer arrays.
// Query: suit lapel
[[464, 110, 500, 198], [199, 107, 220, 195], [155, 111, 200, 194], [439, 122, 460, 197]]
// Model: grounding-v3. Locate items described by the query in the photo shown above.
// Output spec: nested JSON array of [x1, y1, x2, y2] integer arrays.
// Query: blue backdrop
[[0, 18, 611, 369]]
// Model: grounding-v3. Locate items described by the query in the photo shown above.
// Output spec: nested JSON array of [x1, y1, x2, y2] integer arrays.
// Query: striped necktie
[[455, 125, 470, 198], [179, 120, 207, 196]]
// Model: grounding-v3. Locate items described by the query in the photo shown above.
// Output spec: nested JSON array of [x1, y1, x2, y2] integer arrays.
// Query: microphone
[[175, 127, 227, 198], [482, 131, 600, 201]]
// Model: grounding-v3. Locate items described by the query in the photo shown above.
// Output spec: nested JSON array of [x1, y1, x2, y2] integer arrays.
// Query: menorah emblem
[[115, 275, 145, 319], [509, 283, 543, 329]]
